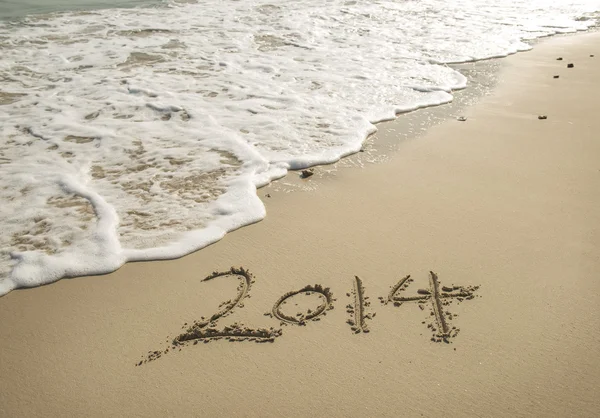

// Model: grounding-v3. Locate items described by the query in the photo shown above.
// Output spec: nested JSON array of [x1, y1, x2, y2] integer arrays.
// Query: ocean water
[[0, 1, 598, 295], [0, 0, 158, 20]]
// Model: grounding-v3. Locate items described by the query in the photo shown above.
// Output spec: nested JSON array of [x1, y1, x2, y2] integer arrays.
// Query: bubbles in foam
[[0, 0, 597, 295]]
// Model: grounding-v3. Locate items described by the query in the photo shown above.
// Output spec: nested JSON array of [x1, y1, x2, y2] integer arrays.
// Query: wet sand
[[1, 31, 599, 417]]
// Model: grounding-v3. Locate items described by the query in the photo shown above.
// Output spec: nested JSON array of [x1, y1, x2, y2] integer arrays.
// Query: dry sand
[[1, 31, 599, 418]]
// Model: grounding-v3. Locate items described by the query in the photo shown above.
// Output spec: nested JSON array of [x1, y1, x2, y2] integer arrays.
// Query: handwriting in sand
[[139, 267, 479, 365]]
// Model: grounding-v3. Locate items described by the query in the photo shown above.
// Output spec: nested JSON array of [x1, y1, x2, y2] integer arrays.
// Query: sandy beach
[[1, 30, 599, 417]]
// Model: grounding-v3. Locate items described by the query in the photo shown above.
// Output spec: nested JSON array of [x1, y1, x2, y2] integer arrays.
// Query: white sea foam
[[0, 0, 598, 295]]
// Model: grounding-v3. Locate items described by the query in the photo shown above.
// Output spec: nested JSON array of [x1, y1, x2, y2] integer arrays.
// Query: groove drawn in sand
[[139, 268, 481, 365], [269, 284, 335, 326], [387, 274, 413, 305], [346, 276, 373, 333], [385, 271, 480, 343], [139, 267, 282, 365], [429, 271, 449, 337]]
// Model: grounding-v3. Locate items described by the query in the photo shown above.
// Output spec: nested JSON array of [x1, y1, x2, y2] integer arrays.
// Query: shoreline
[[1, 31, 600, 417], [1, 19, 597, 296]]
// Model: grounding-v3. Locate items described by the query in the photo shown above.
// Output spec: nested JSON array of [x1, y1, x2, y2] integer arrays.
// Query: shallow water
[[0, 0, 598, 295], [0, 0, 160, 20]]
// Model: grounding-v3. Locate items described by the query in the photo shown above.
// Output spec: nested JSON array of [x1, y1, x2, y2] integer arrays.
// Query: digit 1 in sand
[[346, 276, 373, 333]]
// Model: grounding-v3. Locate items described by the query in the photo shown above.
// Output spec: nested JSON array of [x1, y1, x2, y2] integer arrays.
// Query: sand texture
[[1, 31, 599, 417]]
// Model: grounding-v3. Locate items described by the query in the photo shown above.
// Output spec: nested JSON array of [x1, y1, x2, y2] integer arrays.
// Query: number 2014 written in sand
[[140, 267, 480, 365]]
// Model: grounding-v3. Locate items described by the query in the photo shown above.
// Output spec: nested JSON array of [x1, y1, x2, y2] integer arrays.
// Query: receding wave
[[0, 0, 597, 295]]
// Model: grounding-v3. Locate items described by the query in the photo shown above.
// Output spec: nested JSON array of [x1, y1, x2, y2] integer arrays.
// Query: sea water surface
[[0, 0, 159, 20], [0, 0, 598, 295]]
